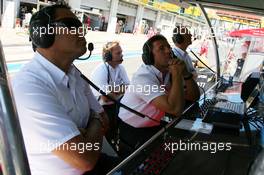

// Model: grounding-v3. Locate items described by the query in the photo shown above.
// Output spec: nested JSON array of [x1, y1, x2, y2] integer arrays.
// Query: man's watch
[[92, 115, 105, 128], [184, 73, 193, 80], [91, 112, 104, 126]]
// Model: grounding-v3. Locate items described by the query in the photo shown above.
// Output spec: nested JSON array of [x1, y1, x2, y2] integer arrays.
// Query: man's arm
[[52, 112, 107, 172], [183, 72, 200, 102], [184, 78, 200, 102], [151, 59, 185, 116]]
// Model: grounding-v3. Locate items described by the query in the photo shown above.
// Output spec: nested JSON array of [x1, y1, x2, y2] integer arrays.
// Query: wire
[[190, 50, 216, 74], [79, 73, 161, 124], [198, 86, 206, 104]]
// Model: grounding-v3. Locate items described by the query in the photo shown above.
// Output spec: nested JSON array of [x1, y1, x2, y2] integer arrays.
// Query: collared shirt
[[12, 51, 103, 175], [91, 62, 130, 105], [172, 47, 196, 74], [118, 64, 170, 128]]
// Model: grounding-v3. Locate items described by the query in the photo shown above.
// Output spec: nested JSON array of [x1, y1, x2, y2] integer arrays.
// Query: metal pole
[[14, 0, 20, 28], [197, 3, 221, 80], [0, 41, 31, 175]]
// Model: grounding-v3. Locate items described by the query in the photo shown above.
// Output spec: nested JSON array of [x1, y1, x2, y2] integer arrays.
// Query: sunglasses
[[52, 18, 83, 29]]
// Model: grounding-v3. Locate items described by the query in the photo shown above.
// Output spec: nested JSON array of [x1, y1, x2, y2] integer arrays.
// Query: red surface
[[228, 28, 264, 38]]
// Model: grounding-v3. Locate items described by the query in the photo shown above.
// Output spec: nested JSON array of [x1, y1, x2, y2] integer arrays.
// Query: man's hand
[[168, 59, 186, 77]]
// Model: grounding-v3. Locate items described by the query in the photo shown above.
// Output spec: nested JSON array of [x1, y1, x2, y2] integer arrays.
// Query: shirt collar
[[149, 65, 169, 82], [34, 51, 74, 87], [105, 62, 118, 71], [174, 47, 186, 57]]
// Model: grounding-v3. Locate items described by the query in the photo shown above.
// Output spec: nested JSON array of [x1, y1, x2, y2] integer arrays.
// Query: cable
[[189, 49, 216, 74], [198, 86, 206, 104], [79, 72, 161, 124]]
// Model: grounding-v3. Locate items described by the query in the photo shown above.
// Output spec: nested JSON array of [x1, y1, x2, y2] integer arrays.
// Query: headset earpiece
[[142, 42, 154, 65], [30, 20, 55, 48], [29, 6, 55, 48], [104, 50, 112, 62]]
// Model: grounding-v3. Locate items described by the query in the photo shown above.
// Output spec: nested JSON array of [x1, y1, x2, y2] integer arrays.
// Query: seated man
[[91, 41, 130, 143], [118, 35, 200, 149], [12, 4, 117, 175], [172, 26, 198, 79]]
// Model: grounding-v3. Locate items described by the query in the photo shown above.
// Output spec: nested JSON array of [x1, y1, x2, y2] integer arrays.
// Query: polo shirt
[[91, 62, 130, 105], [118, 64, 170, 128], [12, 51, 103, 175]]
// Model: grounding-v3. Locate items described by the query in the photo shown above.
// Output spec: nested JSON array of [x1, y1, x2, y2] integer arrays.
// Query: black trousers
[[103, 104, 119, 144], [118, 119, 162, 150]]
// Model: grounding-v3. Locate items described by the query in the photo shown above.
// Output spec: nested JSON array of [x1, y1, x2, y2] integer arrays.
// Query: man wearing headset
[[12, 3, 117, 175], [91, 41, 130, 105], [118, 35, 200, 149], [172, 25, 198, 79], [91, 41, 130, 144]]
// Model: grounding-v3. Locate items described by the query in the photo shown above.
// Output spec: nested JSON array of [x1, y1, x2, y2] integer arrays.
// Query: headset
[[142, 41, 153, 65], [29, 6, 56, 48], [142, 35, 168, 65], [103, 42, 117, 62], [104, 50, 112, 62], [172, 26, 184, 44], [29, 4, 83, 49]]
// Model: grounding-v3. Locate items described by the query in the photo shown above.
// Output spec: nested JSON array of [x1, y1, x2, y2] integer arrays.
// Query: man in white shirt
[[91, 41, 130, 146], [118, 35, 200, 149], [91, 41, 130, 104], [12, 4, 117, 175], [172, 26, 198, 79]]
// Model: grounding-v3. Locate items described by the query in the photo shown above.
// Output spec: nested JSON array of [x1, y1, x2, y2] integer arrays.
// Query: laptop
[[213, 84, 259, 115]]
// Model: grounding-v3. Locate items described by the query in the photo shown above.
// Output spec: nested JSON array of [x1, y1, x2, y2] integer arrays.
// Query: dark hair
[[146, 35, 167, 51], [142, 34, 168, 65], [29, 2, 71, 50], [30, 3, 71, 24], [172, 26, 184, 44]]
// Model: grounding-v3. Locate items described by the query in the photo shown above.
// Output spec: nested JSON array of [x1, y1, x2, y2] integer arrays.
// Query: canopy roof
[[228, 28, 264, 38], [166, 0, 264, 16]]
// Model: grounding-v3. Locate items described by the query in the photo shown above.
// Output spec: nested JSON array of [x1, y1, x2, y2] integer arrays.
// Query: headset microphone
[[112, 59, 123, 62], [77, 42, 94, 60], [112, 57, 124, 62]]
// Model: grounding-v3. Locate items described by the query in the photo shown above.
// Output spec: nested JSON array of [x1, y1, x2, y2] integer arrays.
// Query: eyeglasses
[[52, 17, 83, 29]]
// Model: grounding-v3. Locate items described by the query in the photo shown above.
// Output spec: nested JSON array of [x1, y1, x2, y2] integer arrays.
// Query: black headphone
[[29, 4, 70, 49], [29, 6, 55, 48], [142, 35, 167, 65], [103, 42, 117, 62], [142, 41, 153, 65], [172, 26, 184, 44], [104, 50, 112, 62]]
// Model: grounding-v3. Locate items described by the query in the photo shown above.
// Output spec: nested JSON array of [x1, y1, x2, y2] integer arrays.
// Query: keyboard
[[214, 101, 245, 115], [200, 98, 218, 117]]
